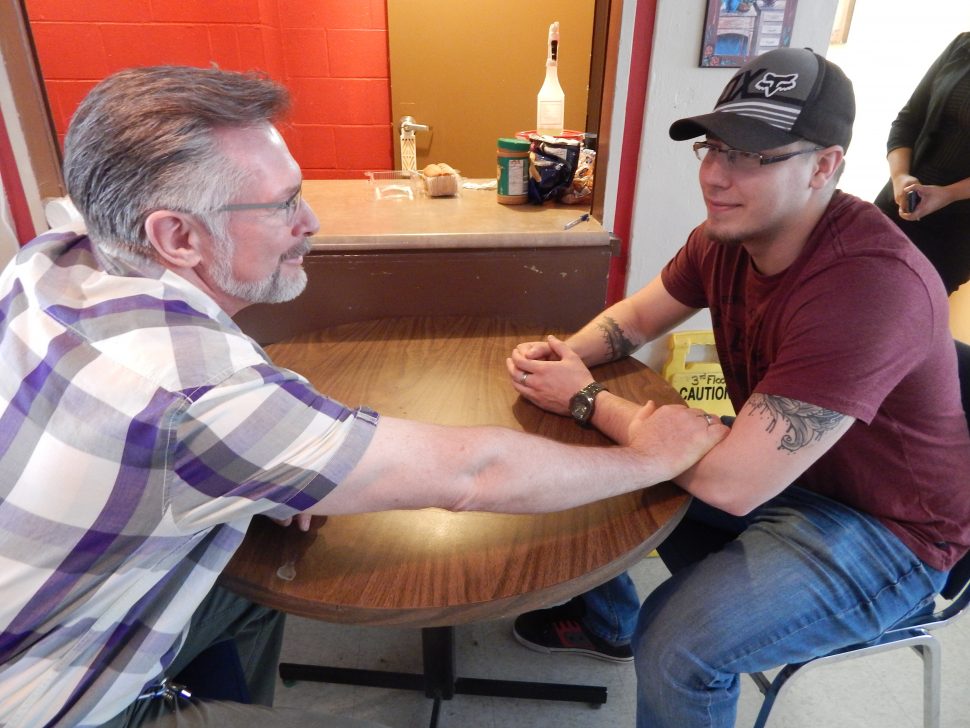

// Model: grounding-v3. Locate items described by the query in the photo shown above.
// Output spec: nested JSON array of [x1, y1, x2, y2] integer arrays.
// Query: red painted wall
[[24, 0, 393, 179]]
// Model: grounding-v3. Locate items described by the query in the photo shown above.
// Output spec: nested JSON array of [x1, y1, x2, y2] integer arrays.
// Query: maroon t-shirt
[[662, 191, 970, 571]]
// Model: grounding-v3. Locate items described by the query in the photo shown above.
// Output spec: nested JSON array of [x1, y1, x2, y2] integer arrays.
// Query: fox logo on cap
[[754, 72, 798, 97]]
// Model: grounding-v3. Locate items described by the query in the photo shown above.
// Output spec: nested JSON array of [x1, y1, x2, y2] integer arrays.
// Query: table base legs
[[279, 626, 607, 727]]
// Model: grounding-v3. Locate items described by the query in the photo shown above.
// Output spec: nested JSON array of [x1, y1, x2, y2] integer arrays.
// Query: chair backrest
[[956, 339, 970, 425], [938, 339, 970, 605], [940, 550, 970, 602]]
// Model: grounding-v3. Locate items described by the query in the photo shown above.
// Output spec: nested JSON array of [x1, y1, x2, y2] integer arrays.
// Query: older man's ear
[[144, 210, 207, 269]]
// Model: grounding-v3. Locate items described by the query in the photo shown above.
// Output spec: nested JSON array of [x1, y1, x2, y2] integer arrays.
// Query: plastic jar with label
[[496, 137, 531, 204]]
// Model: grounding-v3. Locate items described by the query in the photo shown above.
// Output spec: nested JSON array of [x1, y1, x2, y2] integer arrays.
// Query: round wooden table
[[220, 316, 689, 722]]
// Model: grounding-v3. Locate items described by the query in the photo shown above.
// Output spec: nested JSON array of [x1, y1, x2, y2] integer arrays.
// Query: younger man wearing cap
[[506, 47, 970, 726]]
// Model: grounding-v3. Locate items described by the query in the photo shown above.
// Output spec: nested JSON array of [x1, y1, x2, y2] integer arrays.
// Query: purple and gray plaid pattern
[[0, 232, 377, 726]]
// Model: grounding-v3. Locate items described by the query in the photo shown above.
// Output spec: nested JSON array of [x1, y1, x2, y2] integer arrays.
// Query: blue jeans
[[631, 487, 946, 727], [579, 496, 750, 643], [581, 570, 641, 645]]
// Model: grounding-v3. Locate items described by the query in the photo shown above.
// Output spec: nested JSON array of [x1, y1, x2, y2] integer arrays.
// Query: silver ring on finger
[[704, 414, 714, 425], [520, 372, 529, 384]]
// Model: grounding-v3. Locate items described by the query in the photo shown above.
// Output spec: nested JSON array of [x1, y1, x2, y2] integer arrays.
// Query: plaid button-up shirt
[[0, 232, 377, 726]]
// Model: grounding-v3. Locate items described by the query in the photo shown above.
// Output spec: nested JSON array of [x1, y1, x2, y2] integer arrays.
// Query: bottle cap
[[498, 137, 531, 151]]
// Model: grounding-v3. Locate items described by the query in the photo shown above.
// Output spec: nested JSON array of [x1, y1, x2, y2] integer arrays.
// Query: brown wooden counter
[[233, 180, 615, 344]]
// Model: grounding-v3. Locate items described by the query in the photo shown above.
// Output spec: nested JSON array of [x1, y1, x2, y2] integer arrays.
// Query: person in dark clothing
[[874, 32, 970, 294]]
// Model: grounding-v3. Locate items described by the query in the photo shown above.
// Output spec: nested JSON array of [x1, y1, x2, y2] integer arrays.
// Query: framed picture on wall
[[700, 0, 799, 68]]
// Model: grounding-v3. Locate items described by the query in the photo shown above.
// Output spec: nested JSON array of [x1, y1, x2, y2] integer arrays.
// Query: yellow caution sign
[[662, 330, 735, 417]]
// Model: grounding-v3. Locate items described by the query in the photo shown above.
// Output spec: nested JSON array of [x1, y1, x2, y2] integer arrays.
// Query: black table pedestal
[[279, 625, 607, 728]]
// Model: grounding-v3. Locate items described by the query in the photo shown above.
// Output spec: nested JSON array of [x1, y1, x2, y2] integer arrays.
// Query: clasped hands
[[893, 174, 951, 222], [506, 334, 590, 415]]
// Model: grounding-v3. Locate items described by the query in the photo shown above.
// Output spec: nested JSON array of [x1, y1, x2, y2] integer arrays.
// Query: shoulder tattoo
[[745, 393, 845, 454], [596, 316, 637, 360]]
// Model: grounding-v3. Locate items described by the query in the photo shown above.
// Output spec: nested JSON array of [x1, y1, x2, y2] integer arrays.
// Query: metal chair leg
[[751, 663, 804, 728], [915, 637, 942, 728], [750, 630, 942, 728]]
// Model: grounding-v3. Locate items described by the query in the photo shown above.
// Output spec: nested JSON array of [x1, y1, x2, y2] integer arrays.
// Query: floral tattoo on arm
[[595, 316, 637, 361], [745, 393, 845, 454]]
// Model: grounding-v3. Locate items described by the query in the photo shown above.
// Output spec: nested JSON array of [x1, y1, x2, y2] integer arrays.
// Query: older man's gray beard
[[210, 236, 311, 304]]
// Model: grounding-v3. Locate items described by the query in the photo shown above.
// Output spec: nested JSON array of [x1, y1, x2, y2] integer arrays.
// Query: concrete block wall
[[24, 0, 392, 179]]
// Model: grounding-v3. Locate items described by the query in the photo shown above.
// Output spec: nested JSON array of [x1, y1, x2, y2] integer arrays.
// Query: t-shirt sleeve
[[167, 362, 379, 529], [661, 227, 713, 309], [755, 256, 937, 423]]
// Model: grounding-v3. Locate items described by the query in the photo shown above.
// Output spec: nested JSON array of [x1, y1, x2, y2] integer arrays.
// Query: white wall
[[0, 29, 48, 267], [613, 0, 839, 369], [0, 72, 24, 265], [599, 0, 637, 235], [827, 0, 970, 201], [0, 181, 18, 265]]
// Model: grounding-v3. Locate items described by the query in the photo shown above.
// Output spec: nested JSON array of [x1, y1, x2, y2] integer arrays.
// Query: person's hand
[[626, 402, 729, 480], [891, 173, 920, 206], [898, 183, 951, 221], [511, 339, 557, 364], [507, 335, 593, 415], [270, 513, 324, 532]]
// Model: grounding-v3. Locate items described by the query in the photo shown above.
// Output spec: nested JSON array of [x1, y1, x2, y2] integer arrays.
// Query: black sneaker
[[512, 596, 634, 663]]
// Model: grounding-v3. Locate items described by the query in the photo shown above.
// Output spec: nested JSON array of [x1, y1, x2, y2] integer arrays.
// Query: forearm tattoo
[[596, 316, 637, 361], [745, 393, 845, 454]]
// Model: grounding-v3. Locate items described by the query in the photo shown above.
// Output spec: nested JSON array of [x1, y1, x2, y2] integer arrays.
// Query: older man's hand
[[271, 513, 327, 532], [627, 401, 728, 481]]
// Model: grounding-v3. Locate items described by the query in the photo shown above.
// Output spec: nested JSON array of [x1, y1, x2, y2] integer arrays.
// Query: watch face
[[570, 393, 592, 422]]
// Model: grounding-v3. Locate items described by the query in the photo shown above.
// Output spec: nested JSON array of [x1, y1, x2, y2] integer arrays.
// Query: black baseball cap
[[669, 47, 855, 152]]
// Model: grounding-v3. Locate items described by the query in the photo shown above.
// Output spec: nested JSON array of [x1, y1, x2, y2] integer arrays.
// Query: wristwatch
[[569, 382, 608, 428]]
